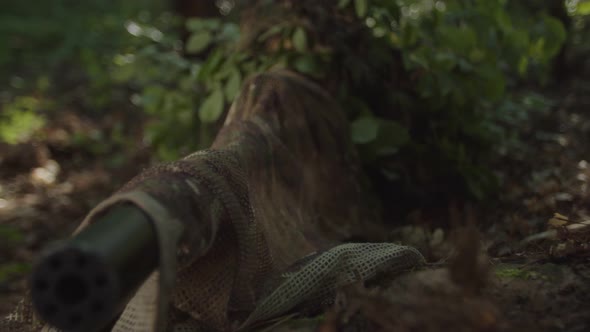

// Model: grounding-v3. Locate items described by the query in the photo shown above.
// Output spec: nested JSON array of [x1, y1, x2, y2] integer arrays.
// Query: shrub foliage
[[0, 0, 575, 203]]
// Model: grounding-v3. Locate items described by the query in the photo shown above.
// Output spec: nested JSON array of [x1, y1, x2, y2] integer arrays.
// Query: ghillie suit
[[2, 71, 423, 331]]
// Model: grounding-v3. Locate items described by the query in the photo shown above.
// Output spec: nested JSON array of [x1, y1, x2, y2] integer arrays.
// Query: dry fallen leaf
[[548, 213, 569, 228]]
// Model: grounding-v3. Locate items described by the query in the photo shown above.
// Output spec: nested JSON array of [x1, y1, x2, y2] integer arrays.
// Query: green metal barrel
[[30, 203, 159, 332]]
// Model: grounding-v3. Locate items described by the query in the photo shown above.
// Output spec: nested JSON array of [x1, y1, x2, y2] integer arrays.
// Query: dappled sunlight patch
[[0, 97, 45, 144], [30, 160, 60, 187]]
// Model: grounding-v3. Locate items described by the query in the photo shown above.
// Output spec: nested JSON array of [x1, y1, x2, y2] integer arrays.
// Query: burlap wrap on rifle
[[2, 70, 424, 332]]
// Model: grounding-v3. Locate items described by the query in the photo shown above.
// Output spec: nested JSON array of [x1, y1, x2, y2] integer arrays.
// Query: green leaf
[[438, 25, 477, 54], [292, 27, 307, 52], [539, 15, 567, 57], [354, 0, 368, 18], [185, 18, 220, 31], [433, 52, 457, 71], [0, 262, 30, 283], [469, 49, 485, 63], [215, 58, 238, 80], [494, 9, 512, 33], [376, 120, 410, 151], [577, 1, 590, 15], [437, 73, 455, 96], [457, 58, 474, 72], [142, 85, 165, 114], [338, 0, 351, 9], [293, 55, 321, 76], [199, 89, 225, 123], [224, 69, 242, 102], [517, 56, 529, 76], [258, 25, 283, 42], [478, 66, 505, 101], [219, 23, 240, 42], [186, 31, 212, 54], [198, 49, 224, 81], [0, 97, 45, 144], [351, 116, 379, 144]]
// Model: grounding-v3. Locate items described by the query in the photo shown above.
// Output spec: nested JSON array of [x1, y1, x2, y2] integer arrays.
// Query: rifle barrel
[[30, 203, 158, 332]]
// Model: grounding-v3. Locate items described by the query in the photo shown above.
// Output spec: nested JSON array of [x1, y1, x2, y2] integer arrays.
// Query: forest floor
[[1, 80, 590, 331]]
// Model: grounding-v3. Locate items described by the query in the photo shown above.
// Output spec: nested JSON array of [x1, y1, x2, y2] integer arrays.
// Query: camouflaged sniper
[[2, 70, 424, 332]]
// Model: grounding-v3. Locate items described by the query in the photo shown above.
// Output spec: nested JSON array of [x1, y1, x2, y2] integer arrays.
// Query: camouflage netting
[[2, 70, 424, 332]]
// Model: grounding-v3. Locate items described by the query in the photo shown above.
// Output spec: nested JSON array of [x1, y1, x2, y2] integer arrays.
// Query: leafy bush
[[118, 0, 566, 201], [0, 0, 166, 121], [111, 16, 245, 159], [0, 0, 569, 203], [378, 0, 566, 198], [0, 0, 170, 161]]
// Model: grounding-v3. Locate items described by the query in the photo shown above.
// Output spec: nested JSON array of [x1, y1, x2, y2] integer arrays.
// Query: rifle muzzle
[[30, 204, 158, 332]]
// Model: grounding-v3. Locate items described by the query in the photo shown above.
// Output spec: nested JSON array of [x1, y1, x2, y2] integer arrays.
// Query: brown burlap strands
[[2, 71, 424, 332]]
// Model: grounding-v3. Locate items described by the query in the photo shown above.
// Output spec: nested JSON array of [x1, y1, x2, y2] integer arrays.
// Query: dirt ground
[[1, 81, 590, 331]]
